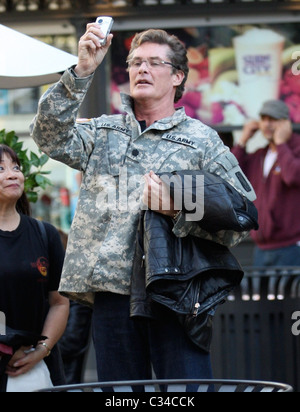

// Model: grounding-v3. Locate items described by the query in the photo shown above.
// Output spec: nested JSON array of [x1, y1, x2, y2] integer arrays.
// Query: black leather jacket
[[130, 171, 259, 353]]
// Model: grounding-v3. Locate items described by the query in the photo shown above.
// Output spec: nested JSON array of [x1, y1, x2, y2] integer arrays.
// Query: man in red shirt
[[232, 100, 300, 266]]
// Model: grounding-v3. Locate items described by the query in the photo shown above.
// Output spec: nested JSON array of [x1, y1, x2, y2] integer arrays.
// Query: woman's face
[[0, 154, 25, 206]]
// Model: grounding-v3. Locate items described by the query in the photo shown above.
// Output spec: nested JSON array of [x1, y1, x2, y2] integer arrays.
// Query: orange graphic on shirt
[[31, 257, 49, 277]]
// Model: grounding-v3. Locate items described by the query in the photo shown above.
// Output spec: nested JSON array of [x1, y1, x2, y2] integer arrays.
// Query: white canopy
[[0, 24, 78, 89]]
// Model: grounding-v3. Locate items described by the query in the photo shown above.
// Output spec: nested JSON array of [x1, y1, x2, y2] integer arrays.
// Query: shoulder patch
[[76, 118, 92, 123]]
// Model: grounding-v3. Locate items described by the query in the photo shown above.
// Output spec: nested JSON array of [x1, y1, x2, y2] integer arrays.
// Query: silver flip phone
[[96, 16, 114, 46]]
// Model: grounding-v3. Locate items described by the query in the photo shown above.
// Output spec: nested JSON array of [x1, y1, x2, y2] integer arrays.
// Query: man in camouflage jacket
[[31, 26, 256, 383]]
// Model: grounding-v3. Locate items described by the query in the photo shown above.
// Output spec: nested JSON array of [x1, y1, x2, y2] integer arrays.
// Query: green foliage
[[0, 129, 52, 203]]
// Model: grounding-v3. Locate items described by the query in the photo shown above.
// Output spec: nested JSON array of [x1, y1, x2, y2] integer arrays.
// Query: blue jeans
[[92, 292, 213, 383], [254, 244, 300, 267]]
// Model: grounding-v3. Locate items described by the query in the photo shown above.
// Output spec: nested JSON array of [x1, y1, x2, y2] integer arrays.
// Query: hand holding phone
[[96, 16, 114, 47], [75, 19, 113, 78]]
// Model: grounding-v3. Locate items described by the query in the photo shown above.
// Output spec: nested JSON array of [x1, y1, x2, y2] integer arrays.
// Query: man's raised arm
[[30, 24, 113, 171]]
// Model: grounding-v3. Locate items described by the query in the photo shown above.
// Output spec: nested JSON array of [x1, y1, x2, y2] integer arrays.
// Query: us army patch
[[99, 122, 131, 136], [161, 133, 197, 149]]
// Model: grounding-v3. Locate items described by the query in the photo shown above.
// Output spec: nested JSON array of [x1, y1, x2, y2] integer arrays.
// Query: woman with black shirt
[[0, 144, 69, 391]]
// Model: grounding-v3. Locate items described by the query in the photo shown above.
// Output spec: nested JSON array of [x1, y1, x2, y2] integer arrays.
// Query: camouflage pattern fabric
[[30, 69, 256, 306]]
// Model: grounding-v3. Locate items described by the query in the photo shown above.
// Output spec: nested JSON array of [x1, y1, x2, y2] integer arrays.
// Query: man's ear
[[173, 70, 185, 87]]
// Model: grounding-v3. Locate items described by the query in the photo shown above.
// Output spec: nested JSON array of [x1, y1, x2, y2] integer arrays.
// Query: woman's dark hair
[[0, 144, 31, 216]]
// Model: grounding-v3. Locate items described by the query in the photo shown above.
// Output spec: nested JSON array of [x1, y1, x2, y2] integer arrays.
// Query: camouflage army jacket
[[30, 68, 256, 306]]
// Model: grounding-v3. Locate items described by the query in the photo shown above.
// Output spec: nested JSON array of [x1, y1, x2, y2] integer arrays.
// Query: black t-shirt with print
[[0, 215, 65, 335]]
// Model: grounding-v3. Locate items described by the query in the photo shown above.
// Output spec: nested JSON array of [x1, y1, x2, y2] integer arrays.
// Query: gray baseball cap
[[259, 100, 290, 120]]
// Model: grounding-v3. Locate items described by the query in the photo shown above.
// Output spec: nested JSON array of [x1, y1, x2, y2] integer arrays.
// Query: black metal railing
[[37, 378, 294, 392], [211, 267, 300, 392]]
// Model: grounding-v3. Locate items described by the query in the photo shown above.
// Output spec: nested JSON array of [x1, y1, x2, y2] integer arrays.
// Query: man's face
[[128, 42, 183, 106], [259, 115, 281, 142]]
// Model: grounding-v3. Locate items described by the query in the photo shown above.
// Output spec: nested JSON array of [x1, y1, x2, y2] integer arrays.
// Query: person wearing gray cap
[[232, 99, 300, 266]]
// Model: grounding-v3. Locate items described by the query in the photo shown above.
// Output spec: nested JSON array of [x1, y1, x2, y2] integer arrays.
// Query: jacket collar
[[120, 93, 188, 132]]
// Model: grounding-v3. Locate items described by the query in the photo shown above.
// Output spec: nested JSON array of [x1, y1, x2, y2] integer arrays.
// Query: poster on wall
[[111, 23, 300, 126]]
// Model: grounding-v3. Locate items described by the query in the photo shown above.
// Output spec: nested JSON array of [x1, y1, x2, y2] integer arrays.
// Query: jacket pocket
[[106, 131, 123, 176], [105, 129, 131, 176]]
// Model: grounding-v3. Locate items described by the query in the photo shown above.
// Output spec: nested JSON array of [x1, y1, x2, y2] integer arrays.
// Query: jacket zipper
[[193, 302, 200, 317], [192, 279, 201, 317]]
